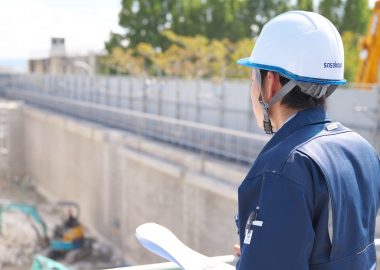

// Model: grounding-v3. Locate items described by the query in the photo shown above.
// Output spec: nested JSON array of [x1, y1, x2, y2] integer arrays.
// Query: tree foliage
[[105, 30, 253, 80], [106, 0, 292, 53], [319, 0, 343, 28], [297, 0, 314, 11], [104, 0, 372, 82], [342, 31, 360, 81], [319, 0, 370, 35], [341, 0, 370, 34]]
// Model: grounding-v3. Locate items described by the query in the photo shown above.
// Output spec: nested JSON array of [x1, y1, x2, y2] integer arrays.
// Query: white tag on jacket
[[244, 229, 253, 244], [243, 220, 263, 245], [326, 123, 338, 131], [252, 220, 263, 227]]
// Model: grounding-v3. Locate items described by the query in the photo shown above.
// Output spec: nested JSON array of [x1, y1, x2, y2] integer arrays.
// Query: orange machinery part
[[356, 0, 380, 83]]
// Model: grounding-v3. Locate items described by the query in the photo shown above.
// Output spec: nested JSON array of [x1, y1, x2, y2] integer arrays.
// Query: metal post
[[91, 76, 95, 103], [74, 76, 78, 100], [196, 78, 201, 122], [96, 77, 100, 104], [106, 76, 111, 106], [88, 77, 92, 102], [48, 75, 52, 95], [85, 76, 89, 102], [219, 81, 225, 127], [129, 77, 134, 110], [67, 76, 71, 98], [76, 76, 80, 100], [117, 76, 122, 107], [143, 79, 147, 112], [43, 75, 47, 93], [81, 76, 85, 101], [88, 76, 92, 102], [158, 80, 163, 115], [54, 76, 58, 96], [175, 79, 180, 119]]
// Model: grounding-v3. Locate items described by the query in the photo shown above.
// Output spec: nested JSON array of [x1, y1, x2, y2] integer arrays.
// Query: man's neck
[[270, 104, 299, 131]]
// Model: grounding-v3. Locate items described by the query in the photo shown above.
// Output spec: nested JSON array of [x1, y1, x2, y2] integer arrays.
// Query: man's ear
[[263, 71, 282, 100]]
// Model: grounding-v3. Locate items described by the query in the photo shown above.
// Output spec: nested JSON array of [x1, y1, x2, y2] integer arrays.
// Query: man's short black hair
[[260, 70, 326, 110]]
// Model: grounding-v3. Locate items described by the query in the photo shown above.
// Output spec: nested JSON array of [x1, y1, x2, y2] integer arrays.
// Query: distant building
[[28, 38, 103, 75]]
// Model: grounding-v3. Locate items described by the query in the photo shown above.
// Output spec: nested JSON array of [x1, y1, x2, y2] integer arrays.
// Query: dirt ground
[[2, 176, 380, 269], [0, 178, 125, 270]]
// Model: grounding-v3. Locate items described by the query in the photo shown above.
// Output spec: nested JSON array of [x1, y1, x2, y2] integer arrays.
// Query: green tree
[[105, 0, 177, 52], [103, 0, 371, 82], [175, 0, 249, 41], [341, 0, 370, 34], [340, 0, 370, 82], [243, 0, 292, 33], [104, 47, 145, 75], [105, 33, 124, 54], [319, 0, 343, 29], [105, 0, 292, 54], [297, 0, 314, 11], [226, 38, 254, 78], [342, 31, 360, 82]]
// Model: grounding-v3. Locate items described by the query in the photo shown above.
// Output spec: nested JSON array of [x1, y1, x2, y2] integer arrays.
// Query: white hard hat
[[237, 10, 346, 85]]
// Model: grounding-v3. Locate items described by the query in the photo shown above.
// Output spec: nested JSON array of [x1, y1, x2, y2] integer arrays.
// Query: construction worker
[[64, 209, 79, 228], [235, 10, 380, 269]]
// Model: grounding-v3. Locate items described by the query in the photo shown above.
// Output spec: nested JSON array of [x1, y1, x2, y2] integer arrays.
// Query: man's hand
[[233, 244, 241, 257]]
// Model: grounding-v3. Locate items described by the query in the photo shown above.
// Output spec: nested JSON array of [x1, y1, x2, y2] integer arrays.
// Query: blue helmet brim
[[236, 58, 346, 85], [236, 58, 254, 68]]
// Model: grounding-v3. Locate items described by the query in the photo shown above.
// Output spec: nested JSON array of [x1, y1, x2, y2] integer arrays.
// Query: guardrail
[[3, 74, 254, 133], [5, 73, 378, 160], [3, 88, 268, 164]]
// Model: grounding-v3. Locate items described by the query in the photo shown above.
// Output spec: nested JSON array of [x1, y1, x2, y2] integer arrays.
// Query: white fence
[[0, 74, 379, 154]]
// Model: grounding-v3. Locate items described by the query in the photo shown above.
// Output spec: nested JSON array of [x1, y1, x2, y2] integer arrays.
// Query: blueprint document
[[136, 223, 235, 270]]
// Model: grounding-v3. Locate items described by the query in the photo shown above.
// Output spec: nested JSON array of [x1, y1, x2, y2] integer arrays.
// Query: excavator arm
[[0, 201, 48, 241]]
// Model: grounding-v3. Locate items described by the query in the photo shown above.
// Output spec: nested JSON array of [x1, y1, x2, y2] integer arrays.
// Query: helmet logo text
[[324, 62, 342, 68]]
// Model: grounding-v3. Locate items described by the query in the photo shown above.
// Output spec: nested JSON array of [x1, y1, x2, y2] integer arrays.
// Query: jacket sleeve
[[237, 172, 315, 270]]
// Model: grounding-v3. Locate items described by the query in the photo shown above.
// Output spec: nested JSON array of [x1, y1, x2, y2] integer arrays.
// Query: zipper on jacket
[[328, 198, 333, 246], [324, 179, 334, 259]]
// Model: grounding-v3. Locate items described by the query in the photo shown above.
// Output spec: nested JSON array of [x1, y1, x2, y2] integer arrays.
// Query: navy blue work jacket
[[237, 108, 380, 270]]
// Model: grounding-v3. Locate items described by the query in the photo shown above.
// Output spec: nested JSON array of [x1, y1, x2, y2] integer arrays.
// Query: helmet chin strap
[[258, 95, 273, 135], [257, 74, 297, 134]]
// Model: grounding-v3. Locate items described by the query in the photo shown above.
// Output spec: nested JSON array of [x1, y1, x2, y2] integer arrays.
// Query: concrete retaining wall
[[0, 100, 24, 181], [9, 102, 246, 265]]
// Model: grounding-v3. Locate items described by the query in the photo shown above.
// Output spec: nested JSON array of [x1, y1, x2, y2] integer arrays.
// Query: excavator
[[0, 200, 91, 270], [356, 0, 380, 83]]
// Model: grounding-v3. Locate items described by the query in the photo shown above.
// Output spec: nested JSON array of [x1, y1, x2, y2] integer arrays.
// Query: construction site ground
[[2, 176, 380, 269], [0, 177, 125, 270]]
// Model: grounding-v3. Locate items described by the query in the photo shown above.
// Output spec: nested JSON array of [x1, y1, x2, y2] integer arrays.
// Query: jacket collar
[[260, 107, 331, 154]]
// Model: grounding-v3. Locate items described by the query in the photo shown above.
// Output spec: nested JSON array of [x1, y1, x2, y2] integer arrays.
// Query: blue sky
[[0, 0, 377, 72]]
